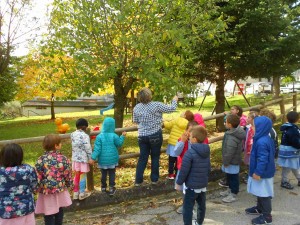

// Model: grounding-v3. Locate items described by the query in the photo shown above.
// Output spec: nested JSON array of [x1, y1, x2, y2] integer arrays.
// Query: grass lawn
[[0, 93, 296, 189]]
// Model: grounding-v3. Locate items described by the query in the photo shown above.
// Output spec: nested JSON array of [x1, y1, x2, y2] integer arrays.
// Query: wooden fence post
[[87, 165, 94, 191], [280, 96, 286, 123], [293, 93, 297, 112]]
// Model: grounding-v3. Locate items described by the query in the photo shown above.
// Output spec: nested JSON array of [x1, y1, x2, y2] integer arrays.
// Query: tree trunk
[[273, 75, 280, 98], [50, 93, 55, 120], [215, 64, 226, 132], [113, 90, 127, 129]]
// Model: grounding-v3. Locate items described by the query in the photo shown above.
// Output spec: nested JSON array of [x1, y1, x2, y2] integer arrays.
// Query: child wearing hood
[[164, 110, 194, 180], [175, 125, 210, 225], [89, 117, 126, 196], [220, 114, 246, 203], [245, 116, 275, 225], [277, 111, 300, 189]]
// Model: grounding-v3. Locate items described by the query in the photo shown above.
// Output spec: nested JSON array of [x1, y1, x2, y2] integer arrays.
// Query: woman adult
[[133, 87, 178, 186]]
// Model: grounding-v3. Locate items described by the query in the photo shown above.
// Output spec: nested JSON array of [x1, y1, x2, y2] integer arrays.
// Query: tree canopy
[[44, 0, 223, 127]]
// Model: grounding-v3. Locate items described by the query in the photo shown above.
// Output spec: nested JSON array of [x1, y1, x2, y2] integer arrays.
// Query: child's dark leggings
[[168, 155, 177, 175], [227, 173, 239, 194], [44, 207, 64, 225], [101, 168, 116, 188], [257, 196, 272, 216]]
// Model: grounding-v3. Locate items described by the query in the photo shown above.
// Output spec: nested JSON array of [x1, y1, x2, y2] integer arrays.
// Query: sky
[[11, 0, 53, 56]]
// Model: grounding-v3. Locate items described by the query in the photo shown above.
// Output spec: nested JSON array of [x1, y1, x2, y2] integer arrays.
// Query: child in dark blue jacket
[[245, 116, 275, 225], [176, 125, 210, 225], [277, 111, 300, 189]]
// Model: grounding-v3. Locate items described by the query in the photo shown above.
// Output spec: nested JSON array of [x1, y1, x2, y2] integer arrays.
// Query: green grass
[[0, 94, 297, 188]]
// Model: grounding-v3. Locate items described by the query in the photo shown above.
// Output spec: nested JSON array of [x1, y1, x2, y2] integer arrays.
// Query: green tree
[[191, 0, 300, 131], [44, 0, 223, 128], [0, 0, 37, 106]]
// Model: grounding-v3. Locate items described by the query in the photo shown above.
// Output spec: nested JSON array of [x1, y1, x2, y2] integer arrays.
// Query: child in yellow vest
[[164, 110, 194, 179]]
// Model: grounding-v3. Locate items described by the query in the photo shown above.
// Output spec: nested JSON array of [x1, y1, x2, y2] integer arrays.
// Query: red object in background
[[91, 126, 100, 140], [237, 83, 245, 95]]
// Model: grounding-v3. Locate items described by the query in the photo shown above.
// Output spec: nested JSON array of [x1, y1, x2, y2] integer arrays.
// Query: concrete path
[[37, 172, 300, 225]]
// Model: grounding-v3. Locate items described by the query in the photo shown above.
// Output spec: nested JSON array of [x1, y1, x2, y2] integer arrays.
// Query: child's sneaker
[[101, 187, 107, 193], [79, 192, 91, 200], [73, 192, 79, 200], [166, 174, 176, 180], [251, 215, 272, 225], [218, 178, 229, 188], [176, 205, 183, 214], [219, 189, 231, 197], [109, 187, 116, 196], [281, 181, 294, 190], [245, 206, 262, 215], [222, 193, 237, 203]]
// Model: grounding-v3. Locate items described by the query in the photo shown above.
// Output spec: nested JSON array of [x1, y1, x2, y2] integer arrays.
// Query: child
[[164, 110, 194, 179], [35, 134, 73, 225], [71, 118, 92, 200], [89, 117, 126, 196], [219, 105, 247, 187], [245, 116, 275, 225], [194, 113, 209, 144], [220, 114, 246, 203], [243, 111, 259, 183], [259, 108, 279, 158], [224, 105, 247, 128], [0, 144, 37, 225], [173, 120, 199, 214], [277, 111, 300, 189], [175, 125, 210, 225]]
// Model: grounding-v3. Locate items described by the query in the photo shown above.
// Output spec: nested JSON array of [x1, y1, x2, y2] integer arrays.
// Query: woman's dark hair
[[232, 105, 243, 117], [0, 143, 23, 167], [43, 134, 61, 151]]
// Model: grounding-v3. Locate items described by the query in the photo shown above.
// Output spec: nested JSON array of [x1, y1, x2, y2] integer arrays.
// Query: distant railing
[[0, 93, 299, 190]]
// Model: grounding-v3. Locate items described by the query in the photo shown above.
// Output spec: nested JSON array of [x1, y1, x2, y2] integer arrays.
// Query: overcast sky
[[13, 0, 53, 56]]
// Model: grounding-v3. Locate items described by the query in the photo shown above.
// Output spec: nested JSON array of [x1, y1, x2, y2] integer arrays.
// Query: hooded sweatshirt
[[176, 143, 210, 189], [222, 126, 246, 166], [91, 117, 125, 166], [194, 113, 209, 144], [249, 116, 275, 178], [278, 122, 300, 158]]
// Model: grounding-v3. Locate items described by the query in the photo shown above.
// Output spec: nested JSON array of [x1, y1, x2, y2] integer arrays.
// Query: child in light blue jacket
[[90, 117, 126, 196]]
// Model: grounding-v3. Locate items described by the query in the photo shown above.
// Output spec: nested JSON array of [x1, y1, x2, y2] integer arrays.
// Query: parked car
[[280, 82, 300, 93]]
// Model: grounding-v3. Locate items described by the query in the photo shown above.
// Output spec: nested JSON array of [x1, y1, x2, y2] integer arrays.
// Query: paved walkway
[[37, 172, 300, 225]]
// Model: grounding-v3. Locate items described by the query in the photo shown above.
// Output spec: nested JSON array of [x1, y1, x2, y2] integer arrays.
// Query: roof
[[22, 100, 113, 108]]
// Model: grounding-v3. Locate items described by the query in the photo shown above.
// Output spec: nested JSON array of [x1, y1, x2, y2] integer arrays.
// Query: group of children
[[165, 106, 299, 225], [0, 117, 126, 225], [0, 107, 299, 225]]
